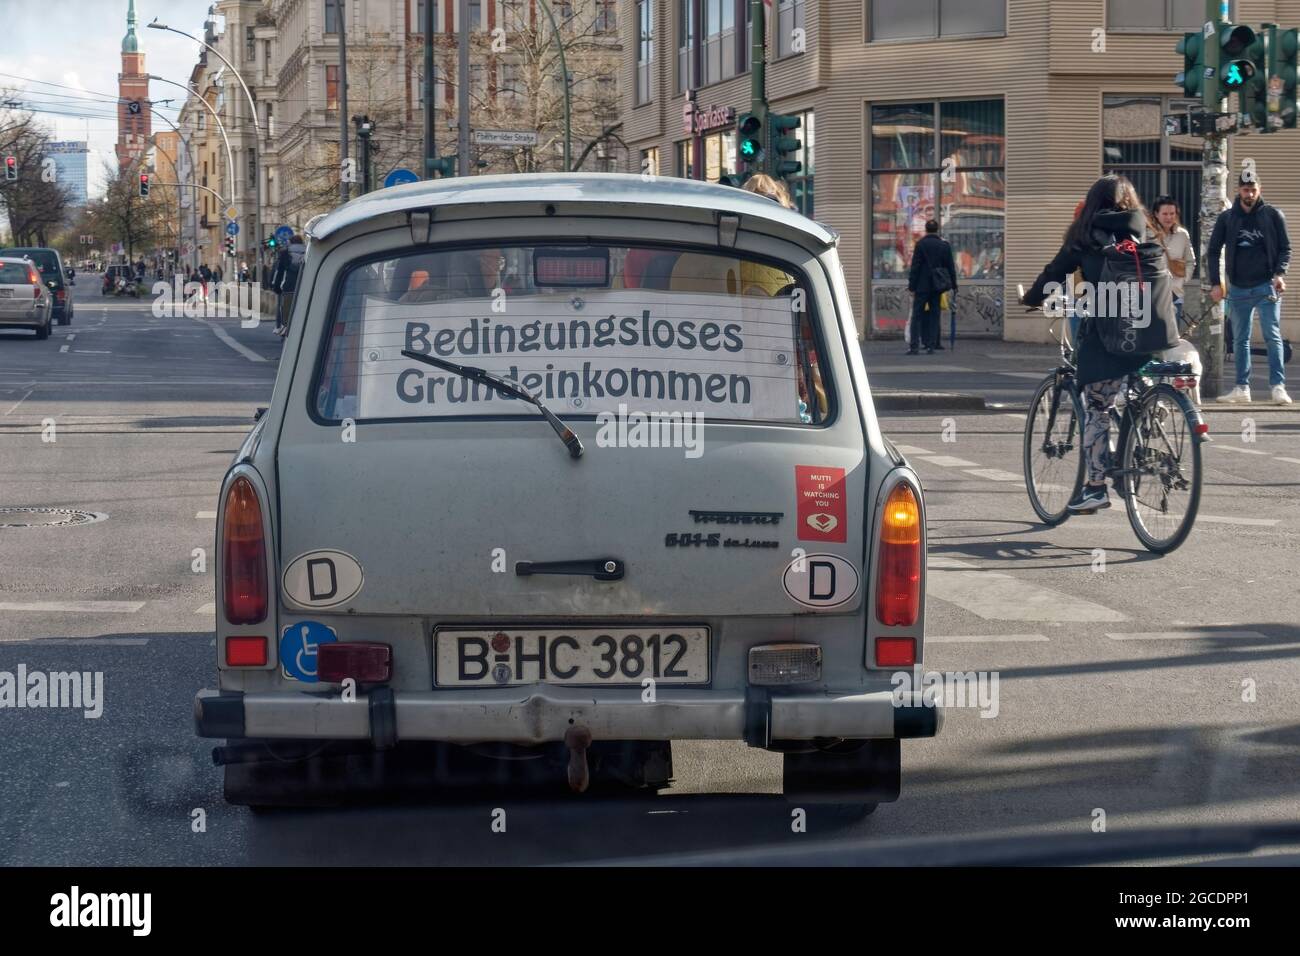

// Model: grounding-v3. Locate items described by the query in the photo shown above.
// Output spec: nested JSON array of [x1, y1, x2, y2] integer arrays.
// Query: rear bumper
[[194, 686, 943, 746], [0, 311, 44, 326]]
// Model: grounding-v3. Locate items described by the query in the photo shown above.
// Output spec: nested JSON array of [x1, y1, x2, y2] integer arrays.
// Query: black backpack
[[1091, 237, 1179, 356]]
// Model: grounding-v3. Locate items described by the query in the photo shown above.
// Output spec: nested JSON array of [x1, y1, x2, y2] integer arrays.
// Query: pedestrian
[[1020, 174, 1159, 514], [1207, 172, 1291, 404], [272, 234, 306, 337], [213, 264, 223, 283], [905, 219, 957, 355], [199, 262, 212, 300], [239, 260, 249, 283], [1149, 196, 1203, 405]]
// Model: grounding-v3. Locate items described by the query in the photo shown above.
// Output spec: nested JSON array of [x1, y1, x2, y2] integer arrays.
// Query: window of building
[[1103, 94, 1203, 268], [500, 61, 521, 105], [787, 111, 814, 216], [676, 138, 694, 177], [326, 64, 340, 110], [636, 0, 654, 105], [869, 0, 1006, 41], [1106, 0, 1210, 31], [703, 128, 736, 182], [470, 63, 487, 101], [776, 0, 805, 57], [325, 0, 341, 34], [869, 98, 1004, 300], [470, 0, 484, 30], [247, 148, 257, 193], [246, 27, 256, 63], [677, 0, 693, 94], [700, 0, 750, 85], [502, 0, 525, 30], [263, 39, 272, 78], [596, 0, 617, 32], [639, 146, 660, 176]]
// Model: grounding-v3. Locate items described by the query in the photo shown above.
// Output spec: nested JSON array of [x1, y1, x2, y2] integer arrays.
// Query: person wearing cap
[[1207, 172, 1292, 404]]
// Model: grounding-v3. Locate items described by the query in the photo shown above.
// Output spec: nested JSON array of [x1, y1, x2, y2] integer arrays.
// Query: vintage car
[[195, 173, 938, 816]]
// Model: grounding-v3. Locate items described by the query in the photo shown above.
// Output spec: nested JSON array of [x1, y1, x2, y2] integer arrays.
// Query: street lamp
[[534, 0, 572, 171], [148, 75, 234, 216], [148, 17, 262, 259]]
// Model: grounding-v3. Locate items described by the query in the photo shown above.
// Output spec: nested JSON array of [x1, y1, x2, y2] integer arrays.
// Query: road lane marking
[[869, 365, 974, 374], [997, 371, 1053, 380], [0, 637, 150, 646], [1275, 457, 1300, 465], [0, 601, 146, 613], [73, 350, 112, 354], [195, 511, 217, 519], [1001, 412, 1028, 420], [194, 317, 267, 363], [892, 444, 935, 457], [1096, 512, 1278, 528], [927, 556, 1127, 622], [1211, 445, 1269, 455], [65, 333, 75, 341], [926, 634, 1049, 643], [1105, 631, 1268, 641], [962, 468, 1024, 482], [58, 345, 68, 353], [195, 603, 215, 614], [3, 389, 33, 416]]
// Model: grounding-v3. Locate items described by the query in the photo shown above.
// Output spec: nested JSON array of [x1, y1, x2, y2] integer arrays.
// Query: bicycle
[[1019, 287, 1209, 554]]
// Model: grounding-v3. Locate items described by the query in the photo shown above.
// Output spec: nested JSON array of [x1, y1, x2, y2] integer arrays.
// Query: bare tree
[[89, 158, 169, 261], [0, 102, 75, 246]]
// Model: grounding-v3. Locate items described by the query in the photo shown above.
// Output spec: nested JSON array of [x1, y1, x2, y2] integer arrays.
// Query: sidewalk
[[862, 338, 1300, 412]]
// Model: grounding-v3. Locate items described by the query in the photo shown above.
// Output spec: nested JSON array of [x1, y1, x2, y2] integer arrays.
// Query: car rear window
[[1, 250, 57, 277], [314, 243, 832, 426], [0, 263, 32, 284]]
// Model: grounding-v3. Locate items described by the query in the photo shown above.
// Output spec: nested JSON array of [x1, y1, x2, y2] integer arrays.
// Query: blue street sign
[[384, 168, 420, 188], [275, 225, 293, 244], [225, 221, 239, 236]]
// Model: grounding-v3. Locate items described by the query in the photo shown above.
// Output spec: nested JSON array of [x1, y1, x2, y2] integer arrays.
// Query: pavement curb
[[873, 390, 987, 411]]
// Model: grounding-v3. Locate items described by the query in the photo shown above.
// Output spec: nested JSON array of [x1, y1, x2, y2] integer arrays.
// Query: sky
[[1, 0, 222, 197]]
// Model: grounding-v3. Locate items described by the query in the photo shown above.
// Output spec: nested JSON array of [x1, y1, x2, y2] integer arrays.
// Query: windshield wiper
[[399, 349, 584, 459]]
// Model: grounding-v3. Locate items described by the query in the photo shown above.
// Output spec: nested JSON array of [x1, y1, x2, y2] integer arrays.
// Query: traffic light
[[1278, 28, 1299, 129], [1216, 24, 1259, 102], [1175, 32, 1204, 99], [138, 173, 150, 198], [4, 155, 15, 181], [264, 235, 278, 251], [737, 112, 764, 169], [225, 235, 236, 257], [1239, 29, 1269, 128], [769, 113, 802, 179], [427, 156, 456, 177]]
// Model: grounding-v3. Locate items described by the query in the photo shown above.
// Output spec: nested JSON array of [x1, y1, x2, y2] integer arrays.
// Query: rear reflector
[[317, 642, 392, 684], [875, 637, 917, 668], [876, 483, 922, 627], [221, 476, 267, 624], [1195, 423, 1210, 435], [225, 636, 268, 667], [748, 643, 822, 685]]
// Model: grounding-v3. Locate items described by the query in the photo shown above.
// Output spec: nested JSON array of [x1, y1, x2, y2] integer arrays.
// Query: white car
[[196, 174, 939, 815], [0, 256, 54, 339]]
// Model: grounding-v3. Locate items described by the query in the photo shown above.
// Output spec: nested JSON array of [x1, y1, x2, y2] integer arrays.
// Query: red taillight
[[875, 482, 922, 627], [27, 269, 38, 285], [875, 637, 917, 667], [222, 476, 267, 624], [317, 643, 392, 684], [225, 636, 268, 667], [54, 289, 65, 302]]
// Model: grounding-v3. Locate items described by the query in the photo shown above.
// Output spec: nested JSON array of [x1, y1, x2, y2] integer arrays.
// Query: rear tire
[[1024, 374, 1084, 525], [1122, 384, 1202, 554], [782, 739, 898, 820], [34, 318, 49, 340]]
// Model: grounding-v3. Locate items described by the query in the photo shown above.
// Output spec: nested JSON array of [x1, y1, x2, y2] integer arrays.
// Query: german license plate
[[434, 627, 709, 687]]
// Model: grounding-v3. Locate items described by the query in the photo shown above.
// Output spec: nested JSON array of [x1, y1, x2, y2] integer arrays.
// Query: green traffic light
[[1225, 63, 1246, 86]]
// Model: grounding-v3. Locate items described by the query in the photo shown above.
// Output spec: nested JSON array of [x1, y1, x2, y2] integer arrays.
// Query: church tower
[[116, 0, 152, 168]]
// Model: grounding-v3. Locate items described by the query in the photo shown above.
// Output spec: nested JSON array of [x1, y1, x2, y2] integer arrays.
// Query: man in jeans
[[905, 219, 958, 355], [1208, 173, 1291, 404]]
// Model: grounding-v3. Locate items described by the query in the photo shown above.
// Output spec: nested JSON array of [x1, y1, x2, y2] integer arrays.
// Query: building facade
[[45, 142, 90, 206], [621, 0, 1300, 341]]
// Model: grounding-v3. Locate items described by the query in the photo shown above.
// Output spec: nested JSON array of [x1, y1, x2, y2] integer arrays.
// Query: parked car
[[0, 256, 54, 339], [195, 174, 938, 814], [0, 246, 73, 325]]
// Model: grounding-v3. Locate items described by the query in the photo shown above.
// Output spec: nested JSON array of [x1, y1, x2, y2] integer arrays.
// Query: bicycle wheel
[[1023, 373, 1084, 526], [1121, 383, 1202, 554]]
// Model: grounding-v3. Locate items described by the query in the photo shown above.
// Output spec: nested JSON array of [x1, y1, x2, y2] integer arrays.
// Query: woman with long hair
[[1149, 196, 1203, 405], [1021, 175, 1157, 513]]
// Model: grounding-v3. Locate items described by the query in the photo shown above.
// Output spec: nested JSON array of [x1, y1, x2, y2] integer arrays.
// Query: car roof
[[306, 172, 837, 249]]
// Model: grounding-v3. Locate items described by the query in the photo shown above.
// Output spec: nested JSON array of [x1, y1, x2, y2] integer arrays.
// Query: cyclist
[[1020, 174, 1157, 513]]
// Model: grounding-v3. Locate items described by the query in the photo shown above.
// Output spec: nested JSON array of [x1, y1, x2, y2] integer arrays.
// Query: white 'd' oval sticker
[[783, 553, 859, 609], [282, 550, 363, 609]]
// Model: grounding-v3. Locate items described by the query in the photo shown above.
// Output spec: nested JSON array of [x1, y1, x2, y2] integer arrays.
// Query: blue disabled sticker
[[280, 621, 337, 682]]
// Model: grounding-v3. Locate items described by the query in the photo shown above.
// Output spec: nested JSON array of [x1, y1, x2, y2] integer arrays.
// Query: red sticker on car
[[796, 466, 847, 542]]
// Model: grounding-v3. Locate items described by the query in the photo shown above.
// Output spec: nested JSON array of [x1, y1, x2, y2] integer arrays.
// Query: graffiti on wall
[[871, 284, 1004, 338]]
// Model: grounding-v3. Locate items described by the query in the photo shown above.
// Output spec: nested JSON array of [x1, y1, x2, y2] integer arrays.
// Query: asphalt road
[[0, 282, 1296, 865]]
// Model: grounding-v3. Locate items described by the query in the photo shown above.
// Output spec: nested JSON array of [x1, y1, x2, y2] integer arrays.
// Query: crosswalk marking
[[892, 444, 934, 457], [1211, 445, 1269, 455], [1105, 630, 1267, 641], [962, 468, 1023, 482], [194, 603, 215, 614], [195, 511, 217, 519], [926, 634, 1049, 643], [1197, 515, 1279, 527], [914, 455, 979, 468], [0, 601, 145, 613], [927, 556, 1127, 622]]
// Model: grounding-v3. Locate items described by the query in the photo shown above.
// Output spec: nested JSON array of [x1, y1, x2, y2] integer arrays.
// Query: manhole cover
[[0, 508, 108, 528]]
